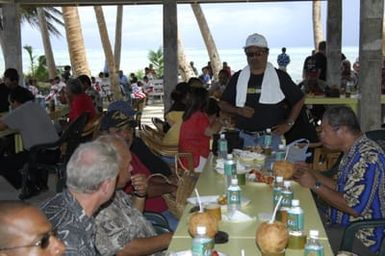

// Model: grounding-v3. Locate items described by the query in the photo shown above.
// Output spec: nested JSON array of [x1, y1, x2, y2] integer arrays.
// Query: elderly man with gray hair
[[41, 141, 119, 256]]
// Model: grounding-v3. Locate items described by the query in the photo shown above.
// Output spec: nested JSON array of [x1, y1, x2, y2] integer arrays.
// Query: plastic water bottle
[[191, 226, 214, 256], [264, 128, 272, 156], [227, 178, 241, 220], [304, 230, 324, 256], [275, 144, 286, 161], [217, 133, 228, 160], [288, 199, 306, 249], [273, 176, 284, 206], [224, 154, 236, 190], [277, 180, 293, 224]]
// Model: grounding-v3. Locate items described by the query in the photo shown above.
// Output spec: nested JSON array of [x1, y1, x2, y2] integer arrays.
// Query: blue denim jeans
[[238, 130, 281, 151]]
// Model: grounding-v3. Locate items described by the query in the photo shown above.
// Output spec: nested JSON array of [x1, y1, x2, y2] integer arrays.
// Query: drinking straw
[[241, 249, 245, 256], [194, 188, 203, 212], [270, 195, 283, 224]]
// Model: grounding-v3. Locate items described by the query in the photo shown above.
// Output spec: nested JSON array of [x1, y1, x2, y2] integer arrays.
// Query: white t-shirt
[[2, 101, 59, 150]]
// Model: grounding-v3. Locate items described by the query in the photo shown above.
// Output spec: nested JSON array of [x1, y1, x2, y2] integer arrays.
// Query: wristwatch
[[312, 181, 322, 191], [287, 119, 295, 127]]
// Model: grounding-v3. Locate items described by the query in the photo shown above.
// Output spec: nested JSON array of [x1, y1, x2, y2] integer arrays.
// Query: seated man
[[41, 141, 119, 255], [95, 135, 173, 256], [100, 102, 179, 230], [294, 106, 385, 255], [0, 86, 59, 198], [0, 200, 65, 256]]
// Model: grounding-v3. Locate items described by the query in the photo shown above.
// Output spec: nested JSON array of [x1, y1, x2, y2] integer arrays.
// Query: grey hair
[[323, 106, 361, 134], [95, 134, 126, 163], [66, 141, 119, 194]]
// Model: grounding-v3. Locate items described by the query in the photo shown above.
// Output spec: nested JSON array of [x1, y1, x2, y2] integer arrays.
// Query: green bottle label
[[288, 212, 304, 231], [304, 247, 324, 256]]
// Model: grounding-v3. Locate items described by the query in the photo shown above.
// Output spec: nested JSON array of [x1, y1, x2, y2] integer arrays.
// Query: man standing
[[0, 201, 65, 256], [78, 74, 103, 113], [314, 41, 327, 81], [220, 33, 304, 149], [41, 141, 119, 255], [277, 47, 291, 72]]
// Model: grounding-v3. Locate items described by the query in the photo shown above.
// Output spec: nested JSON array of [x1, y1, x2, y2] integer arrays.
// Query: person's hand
[[272, 122, 291, 135], [238, 106, 254, 118], [293, 162, 316, 188], [131, 174, 148, 197]]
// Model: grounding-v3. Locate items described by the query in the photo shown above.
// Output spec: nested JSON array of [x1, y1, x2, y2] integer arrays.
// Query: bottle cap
[[309, 230, 319, 238], [227, 154, 233, 160], [220, 133, 225, 139], [196, 226, 207, 235], [284, 180, 291, 188], [276, 176, 283, 182], [291, 199, 299, 206], [231, 178, 238, 185], [278, 144, 286, 150], [266, 128, 271, 133]]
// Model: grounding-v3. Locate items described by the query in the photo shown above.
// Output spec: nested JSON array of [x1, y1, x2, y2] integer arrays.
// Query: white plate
[[169, 250, 226, 256], [220, 197, 251, 210]]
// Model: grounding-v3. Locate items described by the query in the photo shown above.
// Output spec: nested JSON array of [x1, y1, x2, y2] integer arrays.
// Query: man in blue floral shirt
[[295, 106, 385, 255]]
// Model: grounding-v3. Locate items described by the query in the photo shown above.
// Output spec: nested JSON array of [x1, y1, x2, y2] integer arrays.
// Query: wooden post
[[326, 0, 342, 87], [358, 0, 384, 131], [163, 0, 178, 112], [0, 4, 23, 82]]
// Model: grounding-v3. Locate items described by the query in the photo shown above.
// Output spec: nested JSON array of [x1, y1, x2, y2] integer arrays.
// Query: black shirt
[[0, 83, 10, 112], [221, 68, 304, 132], [314, 52, 327, 81]]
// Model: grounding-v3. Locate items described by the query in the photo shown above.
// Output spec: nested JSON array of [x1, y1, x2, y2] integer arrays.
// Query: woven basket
[[162, 152, 199, 219]]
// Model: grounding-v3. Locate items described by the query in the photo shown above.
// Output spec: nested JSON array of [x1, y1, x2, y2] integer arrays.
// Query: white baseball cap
[[244, 33, 268, 49]]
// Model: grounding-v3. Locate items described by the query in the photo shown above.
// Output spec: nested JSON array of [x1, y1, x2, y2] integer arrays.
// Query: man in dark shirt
[[220, 33, 305, 149], [313, 41, 327, 81]]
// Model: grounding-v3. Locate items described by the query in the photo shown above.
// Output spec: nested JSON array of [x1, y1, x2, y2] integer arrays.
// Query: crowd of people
[[0, 32, 384, 256]]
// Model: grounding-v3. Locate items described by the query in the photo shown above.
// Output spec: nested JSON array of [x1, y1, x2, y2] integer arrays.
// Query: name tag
[[247, 88, 262, 94]]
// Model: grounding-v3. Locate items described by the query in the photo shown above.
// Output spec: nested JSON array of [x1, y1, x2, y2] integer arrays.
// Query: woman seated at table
[[294, 106, 385, 255], [162, 82, 190, 145], [179, 87, 222, 172]]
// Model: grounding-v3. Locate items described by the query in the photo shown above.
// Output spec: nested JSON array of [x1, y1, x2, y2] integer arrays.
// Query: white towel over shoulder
[[235, 62, 285, 107]]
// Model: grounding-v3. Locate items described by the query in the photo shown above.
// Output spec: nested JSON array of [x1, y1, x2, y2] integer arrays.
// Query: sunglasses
[[0, 230, 56, 251], [245, 51, 267, 57]]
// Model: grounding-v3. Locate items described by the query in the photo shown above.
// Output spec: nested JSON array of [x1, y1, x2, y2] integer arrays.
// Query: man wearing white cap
[[220, 33, 305, 149]]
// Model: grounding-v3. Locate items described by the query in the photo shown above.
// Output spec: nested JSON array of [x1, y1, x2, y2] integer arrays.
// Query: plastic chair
[[339, 219, 385, 255], [143, 211, 169, 228], [153, 224, 172, 235], [19, 112, 89, 198], [365, 129, 385, 151]]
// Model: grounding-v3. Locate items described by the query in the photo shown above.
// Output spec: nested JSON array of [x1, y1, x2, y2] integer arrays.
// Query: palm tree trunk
[[94, 5, 121, 100], [191, 3, 221, 81], [37, 8, 57, 79], [114, 5, 123, 71], [382, 15, 385, 57], [312, 0, 324, 50], [62, 6, 89, 76], [177, 34, 195, 82]]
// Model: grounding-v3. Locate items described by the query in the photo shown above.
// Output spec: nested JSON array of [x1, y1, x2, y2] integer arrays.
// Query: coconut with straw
[[256, 196, 289, 253], [188, 188, 218, 238]]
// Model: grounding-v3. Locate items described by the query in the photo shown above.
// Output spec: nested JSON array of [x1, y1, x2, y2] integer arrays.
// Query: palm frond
[[20, 6, 64, 37]]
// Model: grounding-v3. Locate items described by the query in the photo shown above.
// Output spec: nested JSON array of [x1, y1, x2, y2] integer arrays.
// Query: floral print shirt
[[328, 135, 385, 252]]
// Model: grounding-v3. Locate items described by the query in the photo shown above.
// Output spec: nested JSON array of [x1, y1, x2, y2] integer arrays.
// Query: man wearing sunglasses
[[0, 200, 65, 255], [220, 33, 305, 149]]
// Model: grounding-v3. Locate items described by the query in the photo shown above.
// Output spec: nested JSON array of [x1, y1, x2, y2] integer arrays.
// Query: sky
[[9, 0, 362, 77], [20, 0, 360, 51]]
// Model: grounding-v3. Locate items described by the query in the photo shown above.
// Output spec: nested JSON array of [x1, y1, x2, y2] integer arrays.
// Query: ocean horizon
[[1, 46, 359, 84]]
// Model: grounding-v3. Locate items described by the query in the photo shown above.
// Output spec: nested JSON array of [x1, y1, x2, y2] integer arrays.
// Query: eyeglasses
[[0, 230, 56, 251], [245, 51, 267, 57]]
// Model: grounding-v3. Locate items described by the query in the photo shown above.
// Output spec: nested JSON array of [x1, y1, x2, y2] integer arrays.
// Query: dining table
[[304, 94, 385, 113], [167, 154, 334, 255]]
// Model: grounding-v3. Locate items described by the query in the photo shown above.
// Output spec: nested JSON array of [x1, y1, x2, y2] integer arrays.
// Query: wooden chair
[[162, 152, 199, 219], [140, 124, 178, 158], [132, 98, 146, 129], [312, 146, 341, 172]]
